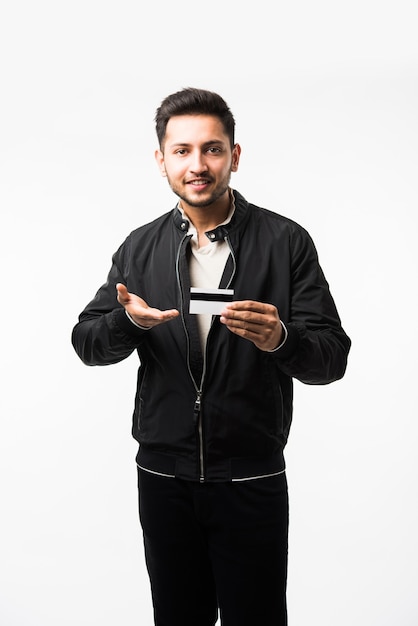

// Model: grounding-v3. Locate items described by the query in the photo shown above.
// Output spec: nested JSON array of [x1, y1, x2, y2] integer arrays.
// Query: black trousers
[[138, 468, 289, 626]]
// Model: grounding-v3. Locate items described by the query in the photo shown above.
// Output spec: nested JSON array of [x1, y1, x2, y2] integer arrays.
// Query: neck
[[180, 195, 231, 249], [181, 192, 231, 234]]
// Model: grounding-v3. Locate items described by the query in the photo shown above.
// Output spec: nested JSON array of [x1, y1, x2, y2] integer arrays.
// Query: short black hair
[[155, 87, 235, 149]]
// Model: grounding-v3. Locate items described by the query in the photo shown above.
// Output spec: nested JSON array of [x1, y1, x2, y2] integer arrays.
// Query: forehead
[[164, 114, 228, 147]]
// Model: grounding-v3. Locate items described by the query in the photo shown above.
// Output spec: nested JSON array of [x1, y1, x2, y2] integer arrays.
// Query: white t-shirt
[[181, 203, 235, 352]]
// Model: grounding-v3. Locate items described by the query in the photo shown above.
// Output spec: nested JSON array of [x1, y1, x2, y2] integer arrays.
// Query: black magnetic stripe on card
[[190, 292, 234, 302]]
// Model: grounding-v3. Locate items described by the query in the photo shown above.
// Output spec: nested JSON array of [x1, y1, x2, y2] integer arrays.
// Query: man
[[72, 87, 351, 626]]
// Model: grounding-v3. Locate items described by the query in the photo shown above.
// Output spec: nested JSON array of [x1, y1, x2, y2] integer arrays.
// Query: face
[[155, 114, 241, 212]]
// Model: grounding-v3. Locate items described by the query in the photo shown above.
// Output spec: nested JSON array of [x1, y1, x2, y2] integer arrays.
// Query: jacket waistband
[[136, 447, 286, 483]]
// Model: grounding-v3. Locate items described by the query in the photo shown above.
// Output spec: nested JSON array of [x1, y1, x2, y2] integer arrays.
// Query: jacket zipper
[[194, 391, 204, 482], [197, 236, 237, 481], [175, 232, 237, 483], [175, 234, 205, 480]]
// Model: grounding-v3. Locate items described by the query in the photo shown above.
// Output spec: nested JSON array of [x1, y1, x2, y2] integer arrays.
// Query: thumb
[[116, 283, 129, 304]]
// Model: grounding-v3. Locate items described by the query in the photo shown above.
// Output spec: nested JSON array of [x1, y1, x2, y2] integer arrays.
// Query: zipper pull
[[193, 393, 201, 425]]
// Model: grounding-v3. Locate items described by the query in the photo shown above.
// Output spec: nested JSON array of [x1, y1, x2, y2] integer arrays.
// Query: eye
[[175, 148, 188, 155], [207, 146, 222, 154]]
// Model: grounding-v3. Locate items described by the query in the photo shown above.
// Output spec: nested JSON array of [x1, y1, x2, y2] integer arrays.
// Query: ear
[[155, 149, 167, 177], [231, 143, 241, 172]]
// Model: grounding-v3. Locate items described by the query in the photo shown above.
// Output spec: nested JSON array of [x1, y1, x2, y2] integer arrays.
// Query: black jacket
[[72, 190, 351, 482]]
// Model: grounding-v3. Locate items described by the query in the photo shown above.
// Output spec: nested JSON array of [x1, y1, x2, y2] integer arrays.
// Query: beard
[[166, 171, 232, 209]]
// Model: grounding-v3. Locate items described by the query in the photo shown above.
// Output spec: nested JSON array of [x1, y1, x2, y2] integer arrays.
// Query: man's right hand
[[116, 283, 179, 329]]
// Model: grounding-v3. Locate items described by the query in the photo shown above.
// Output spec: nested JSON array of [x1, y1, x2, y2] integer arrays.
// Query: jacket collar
[[172, 189, 250, 241]]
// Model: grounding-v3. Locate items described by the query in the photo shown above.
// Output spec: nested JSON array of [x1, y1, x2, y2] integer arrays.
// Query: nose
[[189, 150, 208, 173]]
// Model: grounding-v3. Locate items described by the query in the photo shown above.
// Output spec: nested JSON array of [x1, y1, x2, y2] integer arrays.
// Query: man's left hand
[[219, 300, 283, 351]]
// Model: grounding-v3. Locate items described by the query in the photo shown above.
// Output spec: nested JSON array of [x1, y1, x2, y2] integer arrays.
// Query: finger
[[136, 309, 180, 329], [220, 302, 273, 323], [222, 300, 269, 315], [159, 309, 180, 321], [116, 283, 129, 303], [220, 311, 266, 329]]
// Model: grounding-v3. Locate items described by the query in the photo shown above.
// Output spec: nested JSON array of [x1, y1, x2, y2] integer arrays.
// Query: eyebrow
[[168, 140, 227, 149]]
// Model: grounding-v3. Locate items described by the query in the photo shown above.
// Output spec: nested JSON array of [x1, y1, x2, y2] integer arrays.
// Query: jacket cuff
[[269, 323, 300, 360], [111, 307, 150, 338]]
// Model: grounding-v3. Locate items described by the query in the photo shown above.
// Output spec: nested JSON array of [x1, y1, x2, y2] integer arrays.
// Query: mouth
[[186, 178, 211, 188]]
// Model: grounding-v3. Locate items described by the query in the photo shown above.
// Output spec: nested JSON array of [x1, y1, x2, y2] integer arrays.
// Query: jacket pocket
[[134, 364, 148, 438]]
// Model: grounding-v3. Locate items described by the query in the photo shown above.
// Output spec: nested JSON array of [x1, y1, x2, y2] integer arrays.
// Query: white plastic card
[[189, 287, 234, 315]]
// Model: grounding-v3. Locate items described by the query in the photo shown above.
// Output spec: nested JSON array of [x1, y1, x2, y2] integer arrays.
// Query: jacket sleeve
[[272, 226, 351, 385], [71, 238, 147, 366]]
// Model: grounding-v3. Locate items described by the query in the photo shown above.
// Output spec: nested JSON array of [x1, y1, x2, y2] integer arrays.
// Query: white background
[[1, 1, 417, 624]]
